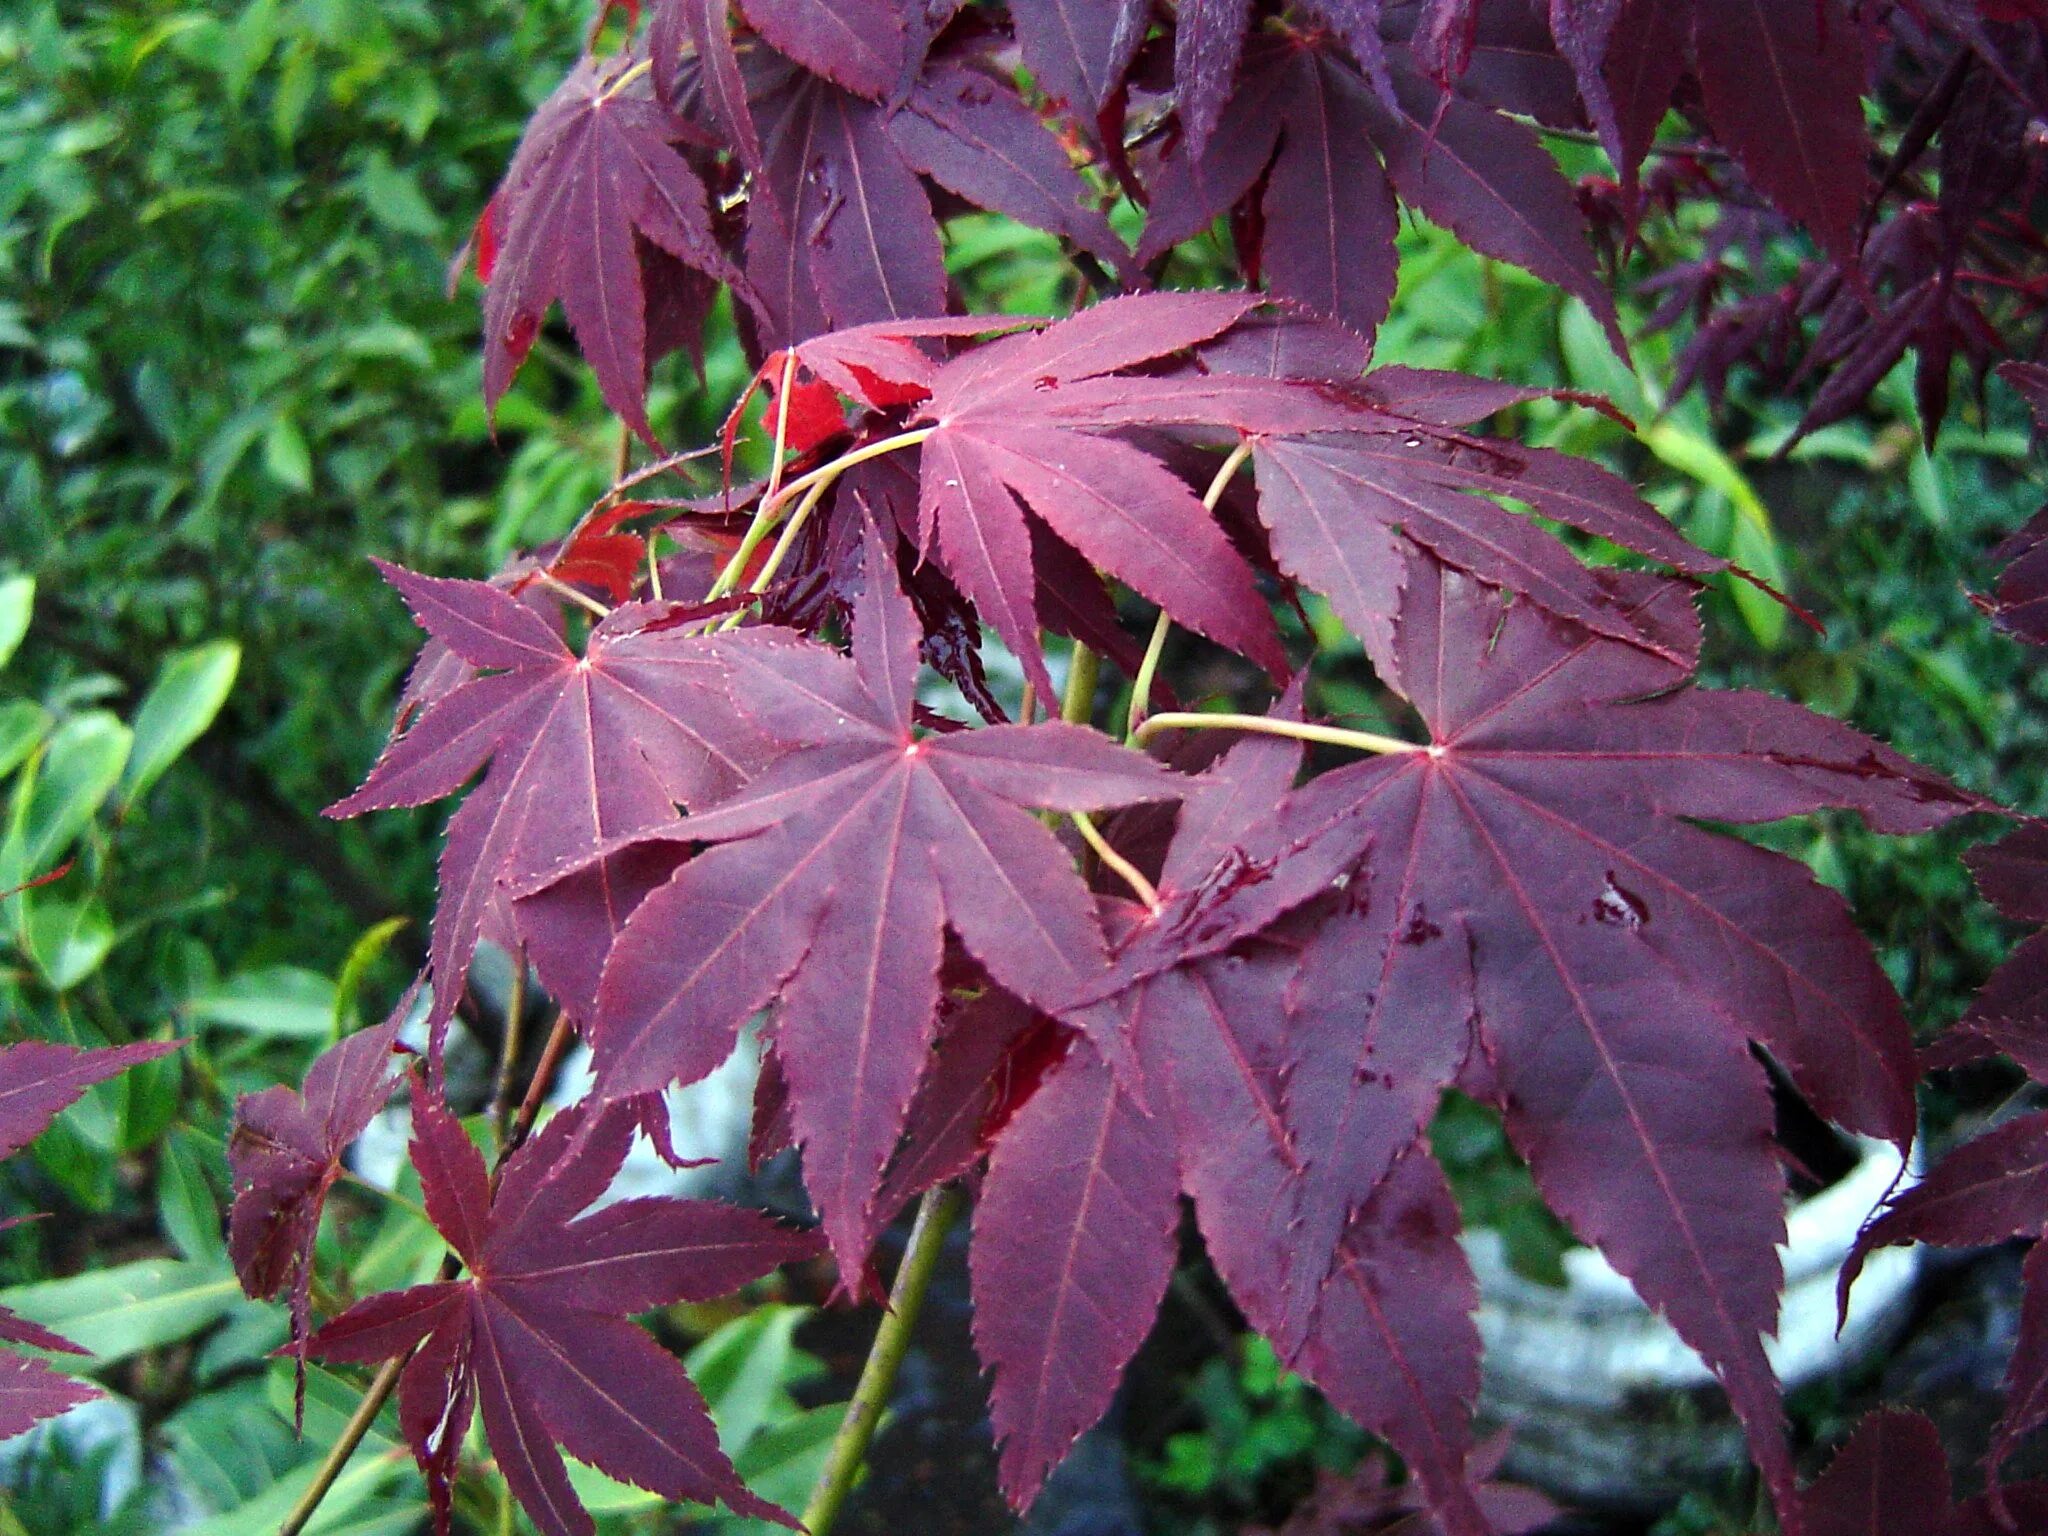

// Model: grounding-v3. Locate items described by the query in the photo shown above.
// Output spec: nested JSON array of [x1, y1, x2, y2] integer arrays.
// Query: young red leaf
[[228, 1005, 408, 1415], [328, 563, 777, 1041], [1286, 550, 1973, 1523], [305, 1093, 818, 1536], [908, 291, 1289, 699], [477, 51, 740, 442], [584, 531, 1179, 1271], [970, 1034, 1180, 1508]]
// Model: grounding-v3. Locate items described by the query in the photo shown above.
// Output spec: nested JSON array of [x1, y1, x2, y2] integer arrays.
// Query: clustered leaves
[[201, 4, 2048, 1535]]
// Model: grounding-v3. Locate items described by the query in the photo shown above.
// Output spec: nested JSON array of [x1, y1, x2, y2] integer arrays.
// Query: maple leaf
[[1794, 1407, 2048, 1536], [304, 1091, 819, 1536], [580, 528, 1179, 1271], [969, 1031, 1180, 1510], [477, 48, 740, 442], [906, 290, 1293, 700], [1845, 873, 2048, 1497], [328, 562, 777, 1042], [1558, 0, 1876, 259], [1269, 549, 1972, 1522], [1226, 353, 1724, 677], [228, 1004, 409, 1417], [1145, 21, 1624, 345], [1003, 727, 1488, 1530], [1010, 0, 1148, 123], [743, 51, 1121, 349], [0, 1039, 181, 1438], [1971, 364, 2048, 641]]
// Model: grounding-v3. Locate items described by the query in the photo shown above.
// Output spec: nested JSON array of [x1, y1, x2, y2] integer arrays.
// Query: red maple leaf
[[305, 1091, 819, 1535], [228, 1003, 409, 1417], [328, 563, 778, 1042], [573, 528, 1178, 1270], [0, 1039, 181, 1439]]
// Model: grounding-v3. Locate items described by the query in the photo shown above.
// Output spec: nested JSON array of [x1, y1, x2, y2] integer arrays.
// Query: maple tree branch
[[277, 1355, 406, 1536], [1131, 712, 1422, 757], [1072, 811, 1161, 910], [1129, 441, 1251, 737], [488, 948, 528, 1147], [503, 1010, 576, 1160], [799, 1185, 964, 1536]]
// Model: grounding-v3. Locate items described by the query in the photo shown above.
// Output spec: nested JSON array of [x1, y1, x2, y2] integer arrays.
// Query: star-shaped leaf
[[581, 528, 1179, 1270], [477, 50, 740, 441], [328, 562, 776, 1041], [0, 1039, 181, 1439], [1285, 549, 1974, 1516], [305, 1092, 819, 1536], [909, 291, 1292, 700]]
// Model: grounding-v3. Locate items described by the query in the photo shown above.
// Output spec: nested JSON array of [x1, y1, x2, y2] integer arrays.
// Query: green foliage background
[[0, 0, 2043, 1531]]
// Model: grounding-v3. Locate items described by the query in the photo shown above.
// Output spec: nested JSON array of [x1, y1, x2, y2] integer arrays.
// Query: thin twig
[[504, 1011, 576, 1161], [488, 946, 528, 1148], [277, 1356, 406, 1536], [798, 1186, 965, 1536]]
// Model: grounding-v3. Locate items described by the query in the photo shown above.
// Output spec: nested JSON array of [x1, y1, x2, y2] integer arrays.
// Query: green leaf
[[0, 573, 33, 670], [23, 898, 115, 990], [0, 700, 52, 780], [1640, 422, 1789, 649], [688, 1305, 818, 1456], [186, 965, 336, 1036], [0, 710, 131, 888], [158, 1128, 227, 1265], [172, 1366, 416, 1536], [161, 1382, 302, 1513], [730, 1403, 853, 1521], [262, 415, 313, 493], [331, 916, 410, 1038], [0, 1257, 240, 1365], [120, 640, 239, 807]]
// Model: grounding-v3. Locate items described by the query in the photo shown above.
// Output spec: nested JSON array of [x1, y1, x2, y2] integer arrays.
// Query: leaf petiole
[[1128, 440, 1252, 737], [1072, 811, 1161, 911], [1130, 712, 1422, 757], [703, 427, 936, 606]]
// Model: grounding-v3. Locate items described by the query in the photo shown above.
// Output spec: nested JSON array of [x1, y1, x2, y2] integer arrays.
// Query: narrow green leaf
[[0, 574, 33, 670], [120, 640, 239, 807]]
